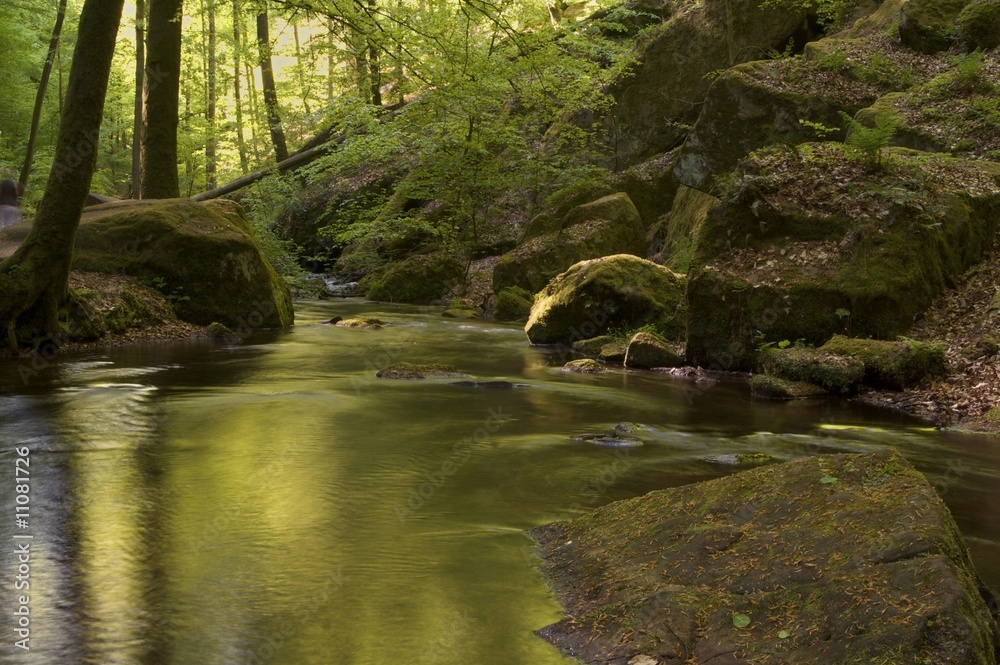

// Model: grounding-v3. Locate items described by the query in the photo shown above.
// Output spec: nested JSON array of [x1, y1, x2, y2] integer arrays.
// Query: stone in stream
[[375, 363, 467, 380], [335, 317, 385, 330], [570, 433, 643, 448], [530, 450, 1000, 665], [562, 359, 609, 374]]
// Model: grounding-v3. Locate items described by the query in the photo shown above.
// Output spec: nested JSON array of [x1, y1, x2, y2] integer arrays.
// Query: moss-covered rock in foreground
[[361, 252, 464, 304], [685, 144, 1000, 370], [530, 450, 1000, 665], [73, 199, 293, 329], [525, 254, 686, 346], [624, 331, 684, 369], [819, 334, 946, 389], [492, 193, 647, 294], [375, 362, 466, 379]]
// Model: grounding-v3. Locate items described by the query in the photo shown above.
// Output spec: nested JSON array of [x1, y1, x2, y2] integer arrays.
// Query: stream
[[1, 299, 998, 664]]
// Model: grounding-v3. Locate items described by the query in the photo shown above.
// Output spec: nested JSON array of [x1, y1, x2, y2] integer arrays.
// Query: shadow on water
[[0, 299, 998, 664]]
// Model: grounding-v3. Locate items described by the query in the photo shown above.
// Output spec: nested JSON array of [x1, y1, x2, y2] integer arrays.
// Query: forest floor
[[859, 235, 1000, 434]]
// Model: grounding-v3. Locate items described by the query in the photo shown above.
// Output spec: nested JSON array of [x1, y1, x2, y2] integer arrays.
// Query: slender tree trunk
[[20, 0, 68, 188], [233, 0, 249, 171], [256, 7, 288, 163], [141, 0, 184, 198], [205, 0, 217, 190], [292, 24, 311, 115], [132, 0, 145, 197], [326, 18, 335, 106], [245, 60, 263, 165], [368, 41, 381, 107], [0, 0, 126, 348]]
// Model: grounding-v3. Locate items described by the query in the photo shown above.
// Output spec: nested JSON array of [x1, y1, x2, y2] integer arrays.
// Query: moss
[[493, 193, 647, 294], [73, 199, 293, 329], [375, 362, 466, 379], [819, 334, 946, 389], [571, 334, 628, 362], [336, 317, 385, 329], [207, 322, 235, 338], [957, 0, 1000, 49], [104, 288, 154, 334], [494, 286, 534, 322], [562, 358, 608, 373], [899, 0, 971, 53], [362, 252, 465, 304], [685, 145, 1000, 369], [760, 347, 864, 395], [750, 374, 828, 399], [525, 254, 687, 346], [624, 331, 684, 369]]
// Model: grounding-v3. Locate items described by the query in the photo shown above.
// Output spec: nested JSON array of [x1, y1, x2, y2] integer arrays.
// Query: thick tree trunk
[[141, 0, 184, 198], [257, 7, 289, 163], [0, 0, 126, 349], [132, 0, 145, 197], [20, 0, 68, 188]]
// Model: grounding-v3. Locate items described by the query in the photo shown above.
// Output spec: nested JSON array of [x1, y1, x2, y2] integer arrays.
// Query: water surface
[[1, 300, 998, 664]]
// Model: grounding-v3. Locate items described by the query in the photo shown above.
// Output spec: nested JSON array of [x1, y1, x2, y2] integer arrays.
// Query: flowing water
[[1, 300, 999, 664]]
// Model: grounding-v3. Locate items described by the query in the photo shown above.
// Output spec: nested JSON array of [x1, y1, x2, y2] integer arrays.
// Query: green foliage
[[798, 118, 839, 139], [242, 174, 309, 283], [759, 0, 849, 25], [839, 111, 900, 168], [666, 235, 695, 273]]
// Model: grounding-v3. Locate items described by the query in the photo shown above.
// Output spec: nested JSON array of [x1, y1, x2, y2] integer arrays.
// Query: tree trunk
[[257, 7, 288, 163], [141, 0, 184, 198], [0, 0, 126, 349], [205, 0, 218, 190], [233, 0, 249, 171], [132, 0, 145, 197], [327, 18, 335, 106], [292, 24, 311, 115], [19, 0, 68, 188]]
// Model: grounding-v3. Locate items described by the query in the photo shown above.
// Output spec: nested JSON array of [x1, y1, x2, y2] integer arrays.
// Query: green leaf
[[733, 613, 751, 628], [820, 476, 839, 484], [778, 629, 791, 639]]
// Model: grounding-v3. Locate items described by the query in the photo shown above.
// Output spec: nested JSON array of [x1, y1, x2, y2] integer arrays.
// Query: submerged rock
[[561, 359, 609, 374], [448, 380, 519, 389], [570, 433, 643, 447], [375, 363, 467, 379], [750, 374, 828, 400], [336, 317, 385, 329], [525, 254, 686, 346], [531, 450, 1000, 665]]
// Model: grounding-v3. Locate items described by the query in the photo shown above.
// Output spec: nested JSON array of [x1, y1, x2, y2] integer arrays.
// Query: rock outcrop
[[493, 193, 647, 294], [531, 450, 1000, 665]]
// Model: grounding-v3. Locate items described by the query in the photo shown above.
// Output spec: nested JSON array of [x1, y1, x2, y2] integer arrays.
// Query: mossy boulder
[[750, 374, 829, 399], [525, 254, 687, 346], [336, 317, 385, 329], [624, 331, 684, 369], [572, 335, 628, 362], [603, 0, 818, 168], [375, 362, 467, 379], [362, 252, 465, 304], [819, 334, 946, 389], [958, 0, 1000, 49], [561, 358, 608, 373], [493, 193, 647, 295], [73, 199, 294, 329], [675, 60, 858, 193], [649, 185, 720, 268], [760, 346, 865, 395], [494, 286, 534, 322], [685, 144, 1000, 370], [899, 0, 970, 52], [531, 450, 1000, 665]]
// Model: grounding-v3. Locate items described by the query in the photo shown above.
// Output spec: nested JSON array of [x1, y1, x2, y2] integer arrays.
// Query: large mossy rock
[[958, 0, 1000, 50], [624, 331, 684, 368], [361, 252, 465, 304], [760, 346, 865, 395], [685, 144, 1000, 370], [73, 199, 294, 328], [531, 450, 1000, 664], [493, 193, 647, 294], [819, 334, 946, 389], [525, 254, 687, 345], [604, 0, 817, 168], [899, 0, 970, 53]]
